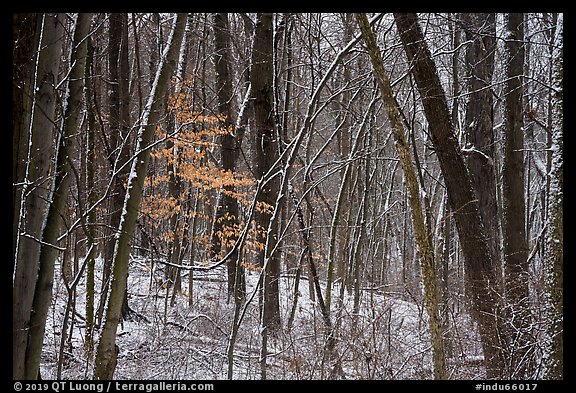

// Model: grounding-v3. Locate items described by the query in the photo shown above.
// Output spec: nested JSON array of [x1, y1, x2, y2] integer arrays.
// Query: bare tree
[[356, 12, 446, 380], [12, 13, 40, 261], [544, 13, 563, 380], [24, 14, 93, 380], [501, 12, 531, 378], [11, 12, 562, 381], [461, 13, 501, 277], [94, 13, 188, 379], [97, 12, 132, 324], [393, 13, 507, 378], [13, 13, 65, 380], [210, 12, 246, 299], [251, 13, 281, 334]]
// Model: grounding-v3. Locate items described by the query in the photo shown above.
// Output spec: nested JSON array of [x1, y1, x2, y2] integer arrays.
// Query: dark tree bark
[[94, 13, 187, 380], [251, 13, 281, 333], [501, 12, 531, 378], [84, 33, 97, 358], [461, 13, 501, 279], [210, 12, 246, 300], [98, 12, 132, 324], [12, 13, 40, 264], [12, 13, 65, 380], [24, 13, 93, 380], [393, 13, 507, 379]]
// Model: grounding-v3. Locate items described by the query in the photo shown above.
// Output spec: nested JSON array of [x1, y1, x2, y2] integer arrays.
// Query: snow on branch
[[461, 146, 494, 166]]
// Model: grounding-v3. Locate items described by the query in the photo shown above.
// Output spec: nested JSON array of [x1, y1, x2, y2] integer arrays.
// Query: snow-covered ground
[[41, 255, 485, 380]]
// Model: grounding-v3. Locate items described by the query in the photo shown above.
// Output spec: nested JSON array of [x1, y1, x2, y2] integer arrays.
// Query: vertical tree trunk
[[251, 13, 281, 334], [166, 15, 195, 304], [12, 13, 40, 264], [351, 131, 372, 328], [250, 13, 281, 380], [24, 13, 92, 380], [462, 13, 501, 279], [98, 12, 132, 324], [84, 33, 97, 359], [356, 13, 447, 379], [164, 105, 182, 302], [437, 192, 453, 358], [502, 12, 531, 378], [12, 13, 65, 380], [336, 13, 354, 283], [544, 13, 563, 380], [393, 13, 506, 379], [210, 12, 246, 299], [94, 13, 187, 380]]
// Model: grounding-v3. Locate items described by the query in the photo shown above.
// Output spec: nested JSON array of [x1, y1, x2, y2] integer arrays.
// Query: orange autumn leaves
[[141, 78, 270, 267]]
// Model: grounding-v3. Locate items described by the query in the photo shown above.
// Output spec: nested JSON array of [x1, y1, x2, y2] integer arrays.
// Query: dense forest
[[12, 13, 562, 380]]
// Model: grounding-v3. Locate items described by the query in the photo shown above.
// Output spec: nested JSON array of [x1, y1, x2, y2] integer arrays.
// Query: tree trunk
[[356, 13, 447, 379], [393, 13, 506, 379], [501, 12, 531, 378], [24, 13, 92, 380], [12, 13, 65, 380], [544, 13, 563, 380], [251, 13, 281, 334], [461, 13, 501, 280], [98, 12, 132, 324], [94, 13, 187, 380], [84, 33, 97, 359], [210, 12, 245, 299], [336, 13, 354, 284], [12, 13, 40, 265], [250, 13, 281, 380]]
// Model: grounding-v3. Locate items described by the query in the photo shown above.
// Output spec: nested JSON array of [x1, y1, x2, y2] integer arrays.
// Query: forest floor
[[40, 255, 486, 380]]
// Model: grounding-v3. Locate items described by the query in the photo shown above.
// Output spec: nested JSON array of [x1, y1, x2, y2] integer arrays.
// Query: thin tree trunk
[[94, 13, 187, 380], [24, 13, 92, 380], [356, 13, 447, 379], [84, 34, 97, 359], [437, 191, 453, 358], [13, 13, 65, 380], [393, 12, 506, 379], [352, 137, 371, 329], [188, 187, 200, 308], [336, 13, 354, 284], [326, 95, 373, 315]]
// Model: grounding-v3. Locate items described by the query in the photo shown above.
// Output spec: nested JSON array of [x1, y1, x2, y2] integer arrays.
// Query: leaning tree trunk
[[12, 13, 65, 380], [356, 13, 447, 380], [544, 13, 563, 380], [94, 13, 187, 380], [393, 13, 507, 379]]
